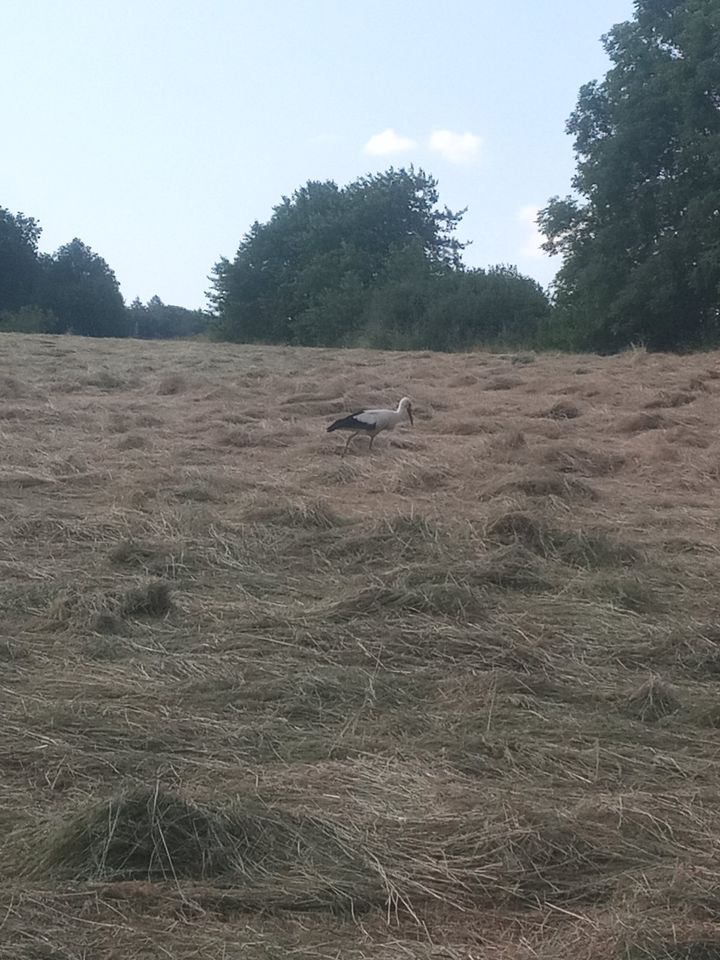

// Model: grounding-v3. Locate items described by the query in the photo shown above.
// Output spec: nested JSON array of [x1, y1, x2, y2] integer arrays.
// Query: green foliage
[[540, 0, 720, 351], [0, 305, 57, 334], [211, 168, 549, 350], [128, 296, 210, 339], [41, 239, 128, 338], [0, 207, 42, 312], [0, 207, 131, 339], [362, 255, 550, 351]]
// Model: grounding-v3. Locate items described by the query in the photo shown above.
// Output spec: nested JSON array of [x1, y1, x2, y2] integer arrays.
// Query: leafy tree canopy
[[210, 167, 549, 349], [540, 0, 720, 350], [0, 207, 43, 311], [210, 168, 468, 345], [41, 238, 128, 338], [0, 208, 133, 339]]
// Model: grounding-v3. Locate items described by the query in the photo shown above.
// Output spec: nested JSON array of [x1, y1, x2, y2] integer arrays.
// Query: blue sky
[[2, 0, 635, 309]]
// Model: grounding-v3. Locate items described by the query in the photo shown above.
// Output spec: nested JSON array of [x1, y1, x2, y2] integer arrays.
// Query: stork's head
[[398, 396, 414, 426]]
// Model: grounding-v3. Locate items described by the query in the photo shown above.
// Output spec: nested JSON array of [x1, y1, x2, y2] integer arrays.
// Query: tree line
[[212, 0, 719, 353], [0, 210, 209, 339], [2, 0, 717, 352], [208, 169, 551, 351]]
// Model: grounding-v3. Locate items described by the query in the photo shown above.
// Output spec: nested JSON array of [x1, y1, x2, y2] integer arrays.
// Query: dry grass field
[[2, 332, 720, 959]]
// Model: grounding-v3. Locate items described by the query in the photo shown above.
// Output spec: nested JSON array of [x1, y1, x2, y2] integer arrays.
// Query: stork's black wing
[[327, 411, 377, 433]]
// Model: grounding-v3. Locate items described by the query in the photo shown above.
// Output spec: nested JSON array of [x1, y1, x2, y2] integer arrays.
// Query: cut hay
[[486, 468, 598, 502], [644, 390, 696, 409], [309, 546, 548, 623], [156, 373, 188, 395], [540, 399, 581, 419], [109, 539, 190, 578], [618, 938, 720, 960], [442, 419, 493, 436], [619, 411, 668, 433], [485, 511, 638, 568], [116, 433, 148, 451], [47, 581, 172, 631], [542, 442, 626, 476], [0, 375, 29, 398], [310, 578, 489, 622], [484, 375, 524, 390], [391, 462, 450, 493], [246, 500, 346, 528], [578, 574, 659, 614], [216, 426, 291, 448], [120, 582, 173, 618], [29, 784, 378, 909], [625, 677, 681, 721], [5, 334, 720, 956], [672, 628, 720, 678]]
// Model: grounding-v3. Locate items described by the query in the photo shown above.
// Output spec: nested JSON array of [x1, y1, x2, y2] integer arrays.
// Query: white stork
[[327, 397, 414, 457]]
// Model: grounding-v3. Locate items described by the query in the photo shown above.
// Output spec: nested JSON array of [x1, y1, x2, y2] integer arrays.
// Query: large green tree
[[209, 168, 467, 345], [540, 0, 720, 350], [42, 239, 128, 338], [0, 207, 43, 312]]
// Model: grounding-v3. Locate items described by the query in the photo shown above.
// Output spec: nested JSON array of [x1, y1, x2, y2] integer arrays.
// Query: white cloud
[[428, 129, 482, 164], [518, 205, 545, 258], [363, 128, 417, 156]]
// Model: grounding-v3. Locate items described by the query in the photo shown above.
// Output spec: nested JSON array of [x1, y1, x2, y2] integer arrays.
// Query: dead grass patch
[[541, 399, 581, 419], [578, 574, 660, 614], [484, 430, 526, 457], [116, 433, 149, 451], [541, 442, 626, 476], [47, 581, 172, 631], [156, 373, 189, 395], [619, 411, 669, 433], [487, 468, 598, 502], [667, 425, 711, 448], [442, 418, 495, 436], [312, 578, 488, 622], [246, 500, 346, 528], [0, 375, 29, 398], [109, 540, 191, 578], [485, 375, 524, 390], [391, 462, 450, 493], [625, 676, 681, 722], [0, 406, 34, 421], [645, 390, 696, 409], [486, 511, 638, 568], [79, 370, 135, 390], [668, 627, 720, 678], [28, 784, 377, 909], [216, 426, 291, 448], [618, 939, 720, 960]]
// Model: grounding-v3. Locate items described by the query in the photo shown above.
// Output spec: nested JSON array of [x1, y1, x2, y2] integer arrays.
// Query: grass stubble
[[1, 334, 720, 957]]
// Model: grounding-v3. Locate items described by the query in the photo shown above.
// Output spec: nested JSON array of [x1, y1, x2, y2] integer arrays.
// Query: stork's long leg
[[368, 434, 375, 453], [341, 432, 357, 458]]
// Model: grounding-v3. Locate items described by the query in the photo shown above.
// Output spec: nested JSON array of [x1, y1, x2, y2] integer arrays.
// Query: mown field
[[1, 332, 720, 959]]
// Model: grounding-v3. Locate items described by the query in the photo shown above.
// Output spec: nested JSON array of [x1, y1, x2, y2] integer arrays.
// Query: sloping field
[[2, 332, 720, 959]]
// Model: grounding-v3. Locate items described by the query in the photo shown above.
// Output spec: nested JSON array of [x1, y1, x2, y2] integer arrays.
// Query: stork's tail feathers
[[327, 422, 340, 433]]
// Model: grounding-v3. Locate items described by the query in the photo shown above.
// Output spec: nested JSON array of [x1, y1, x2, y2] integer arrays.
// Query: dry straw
[[2, 332, 720, 957]]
